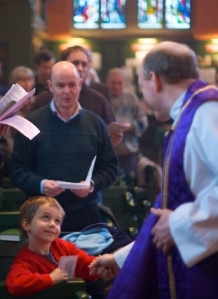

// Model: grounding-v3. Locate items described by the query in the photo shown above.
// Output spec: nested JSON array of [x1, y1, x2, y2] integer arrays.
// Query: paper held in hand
[[55, 156, 96, 190], [0, 83, 40, 140], [59, 256, 78, 280]]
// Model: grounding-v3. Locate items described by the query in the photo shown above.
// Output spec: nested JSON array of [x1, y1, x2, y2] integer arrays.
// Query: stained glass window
[[165, 0, 190, 29], [138, 0, 163, 29], [73, 0, 99, 29], [101, 0, 126, 29]]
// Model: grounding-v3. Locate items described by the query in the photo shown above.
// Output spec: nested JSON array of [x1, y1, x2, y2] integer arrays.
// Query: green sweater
[[9, 106, 118, 213]]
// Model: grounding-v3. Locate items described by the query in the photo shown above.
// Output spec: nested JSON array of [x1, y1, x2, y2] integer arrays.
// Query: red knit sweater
[[6, 238, 98, 296]]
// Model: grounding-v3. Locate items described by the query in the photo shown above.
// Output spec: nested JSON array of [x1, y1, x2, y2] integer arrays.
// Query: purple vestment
[[108, 80, 218, 299]]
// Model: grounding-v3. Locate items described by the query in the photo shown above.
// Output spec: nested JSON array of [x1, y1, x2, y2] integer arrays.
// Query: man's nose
[[77, 63, 83, 72], [63, 85, 70, 92]]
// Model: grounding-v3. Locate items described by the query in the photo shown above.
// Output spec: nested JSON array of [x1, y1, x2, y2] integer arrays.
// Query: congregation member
[[33, 49, 56, 96], [30, 45, 122, 146], [6, 196, 99, 297], [8, 61, 118, 232], [106, 67, 148, 174]]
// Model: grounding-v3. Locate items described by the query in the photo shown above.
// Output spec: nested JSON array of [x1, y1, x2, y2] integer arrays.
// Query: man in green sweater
[[8, 61, 118, 232]]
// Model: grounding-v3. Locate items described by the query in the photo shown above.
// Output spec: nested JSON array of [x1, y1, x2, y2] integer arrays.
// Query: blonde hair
[[9, 66, 35, 85], [19, 196, 65, 237]]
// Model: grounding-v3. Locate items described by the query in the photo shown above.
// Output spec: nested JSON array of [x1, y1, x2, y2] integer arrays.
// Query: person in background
[[85, 49, 111, 102], [33, 49, 56, 96], [89, 41, 218, 299], [106, 67, 148, 175], [9, 66, 35, 115], [30, 45, 122, 147], [6, 196, 99, 297], [4, 66, 35, 154], [85, 49, 101, 84]]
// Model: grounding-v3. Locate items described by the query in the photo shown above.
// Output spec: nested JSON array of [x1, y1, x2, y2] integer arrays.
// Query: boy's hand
[[49, 268, 69, 284], [89, 254, 120, 280]]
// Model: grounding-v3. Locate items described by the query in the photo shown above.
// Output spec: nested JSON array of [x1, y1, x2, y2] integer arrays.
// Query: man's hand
[[49, 268, 69, 284], [71, 181, 91, 198], [107, 122, 125, 146], [151, 208, 175, 255], [109, 131, 123, 146], [43, 180, 65, 197], [89, 254, 120, 280]]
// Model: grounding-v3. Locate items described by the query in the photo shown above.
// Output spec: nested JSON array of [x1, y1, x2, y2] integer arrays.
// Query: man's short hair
[[142, 44, 199, 84], [34, 49, 56, 65], [106, 68, 126, 81], [60, 45, 89, 61]]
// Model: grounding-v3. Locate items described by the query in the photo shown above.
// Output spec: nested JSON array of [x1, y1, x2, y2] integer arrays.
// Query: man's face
[[65, 50, 88, 82], [138, 64, 169, 122], [35, 59, 56, 82], [107, 73, 124, 96], [48, 65, 82, 112]]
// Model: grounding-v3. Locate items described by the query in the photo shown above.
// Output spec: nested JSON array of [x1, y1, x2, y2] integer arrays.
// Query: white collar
[[50, 99, 82, 122]]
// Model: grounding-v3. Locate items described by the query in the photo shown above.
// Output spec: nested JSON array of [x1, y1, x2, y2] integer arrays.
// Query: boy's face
[[23, 204, 62, 245]]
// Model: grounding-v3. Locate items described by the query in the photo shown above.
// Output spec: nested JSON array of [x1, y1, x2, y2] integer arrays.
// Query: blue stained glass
[[73, 0, 99, 29], [101, 0, 126, 29], [138, 0, 163, 29], [165, 0, 191, 29]]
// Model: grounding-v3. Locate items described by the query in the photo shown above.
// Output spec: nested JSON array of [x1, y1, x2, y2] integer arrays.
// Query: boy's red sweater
[[6, 238, 98, 296]]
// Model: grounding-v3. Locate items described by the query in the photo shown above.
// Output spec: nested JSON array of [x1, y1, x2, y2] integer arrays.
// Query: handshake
[[89, 253, 120, 280]]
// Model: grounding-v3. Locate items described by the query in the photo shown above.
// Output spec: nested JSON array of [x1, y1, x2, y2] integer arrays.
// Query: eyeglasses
[[71, 60, 88, 68]]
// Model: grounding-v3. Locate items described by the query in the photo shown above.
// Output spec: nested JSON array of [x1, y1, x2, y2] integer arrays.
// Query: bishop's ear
[[150, 72, 162, 92]]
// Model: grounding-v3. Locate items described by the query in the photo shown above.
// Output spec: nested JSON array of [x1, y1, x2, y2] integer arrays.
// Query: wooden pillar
[[46, 0, 72, 40], [192, 0, 218, 40]]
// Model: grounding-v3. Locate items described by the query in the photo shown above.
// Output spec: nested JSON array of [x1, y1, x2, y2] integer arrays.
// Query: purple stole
[[108, 80, 218, 299]]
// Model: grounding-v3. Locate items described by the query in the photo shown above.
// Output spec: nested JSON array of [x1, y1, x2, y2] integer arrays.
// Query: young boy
[[6, 196, 99, 296]]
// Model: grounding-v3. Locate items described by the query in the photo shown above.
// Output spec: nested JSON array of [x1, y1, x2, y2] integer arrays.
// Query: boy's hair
[[19, 196, 65, 237]]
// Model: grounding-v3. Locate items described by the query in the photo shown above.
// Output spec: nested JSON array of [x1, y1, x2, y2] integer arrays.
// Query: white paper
[[0, 84, 39, 139], [55, 181, 90, 190], [0, 115, 40, 140], [55, 156, 96, 190], [0, 88, 35, 121], [85, 155, 96, 184], [59, 255, 78, 279], [0, 84, 28, 111]]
